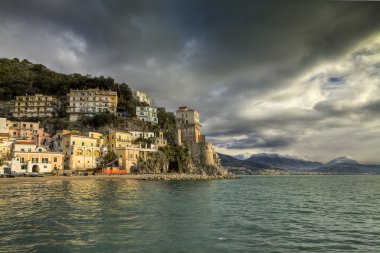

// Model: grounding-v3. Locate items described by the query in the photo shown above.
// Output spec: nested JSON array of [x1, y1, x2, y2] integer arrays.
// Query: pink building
[[8, 121, 50, 146]]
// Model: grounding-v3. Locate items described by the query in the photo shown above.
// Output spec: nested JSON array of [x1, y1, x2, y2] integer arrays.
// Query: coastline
[[0, 173, 237, 184]]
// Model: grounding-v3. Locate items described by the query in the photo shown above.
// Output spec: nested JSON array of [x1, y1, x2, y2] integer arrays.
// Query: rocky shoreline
[[0, 173, 238, 184], [138, 173, 238, 181]]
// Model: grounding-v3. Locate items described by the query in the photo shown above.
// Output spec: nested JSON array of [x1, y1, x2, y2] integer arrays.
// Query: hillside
[[0, 58, 137, 115], [218, 153, 287, 174]]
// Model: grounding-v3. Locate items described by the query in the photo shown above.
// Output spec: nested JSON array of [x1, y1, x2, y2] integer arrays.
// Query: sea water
[[1, 175, 380, 252]]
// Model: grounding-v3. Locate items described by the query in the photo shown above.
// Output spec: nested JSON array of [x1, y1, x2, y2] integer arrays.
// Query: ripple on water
[[1, 176, 380, 252]]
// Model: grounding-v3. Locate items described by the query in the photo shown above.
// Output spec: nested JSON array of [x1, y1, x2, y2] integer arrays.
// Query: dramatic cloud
[[1, 0, 380, 163]]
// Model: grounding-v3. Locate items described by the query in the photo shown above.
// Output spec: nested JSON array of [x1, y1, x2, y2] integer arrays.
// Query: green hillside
[[0, 57, 137, 114]]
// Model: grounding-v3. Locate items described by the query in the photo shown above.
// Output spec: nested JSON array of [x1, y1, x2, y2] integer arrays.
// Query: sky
[[1, 0, 380, 163]]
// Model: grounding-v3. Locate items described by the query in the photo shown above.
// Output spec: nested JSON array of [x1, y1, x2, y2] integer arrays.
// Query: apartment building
[[66, 88, 118, 121], [11, 141, 63, 173], [136, 106, 158, 124], [106, 130, 132, 152], [8, 121, 49, 146], [62, 133, 103, 170], [12, 94, 60, 118]]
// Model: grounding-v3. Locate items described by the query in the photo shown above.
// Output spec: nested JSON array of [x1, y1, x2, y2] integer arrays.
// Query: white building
[[136, 106, 158, 124], [129, 131, 155, 140], [66, 88, 118, 121]]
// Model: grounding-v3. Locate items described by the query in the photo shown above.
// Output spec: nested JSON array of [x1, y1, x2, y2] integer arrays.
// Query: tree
[[104, 151, 118, 165]]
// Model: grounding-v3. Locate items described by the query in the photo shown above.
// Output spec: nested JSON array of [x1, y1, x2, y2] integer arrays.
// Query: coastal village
[[0, 85, 224, 177]]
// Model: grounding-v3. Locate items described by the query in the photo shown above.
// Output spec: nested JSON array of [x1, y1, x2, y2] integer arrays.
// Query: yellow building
[[66, 88, 118, 121], [115, 146, 156, 173], [13, 94, 60, 118], [106, 130, 132, 152], [62, 133, 103, 170]]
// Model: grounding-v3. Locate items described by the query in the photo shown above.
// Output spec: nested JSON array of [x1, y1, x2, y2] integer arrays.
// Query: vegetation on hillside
[[0, 58, 142, 116]]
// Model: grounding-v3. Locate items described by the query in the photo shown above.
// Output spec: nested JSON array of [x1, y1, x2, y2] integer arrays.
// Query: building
[[153, 131, 168, 149], [66, 88, 118, 121], [50, 130, 75, 151], [106, 130, 132, 152], [132, 90, 151, 105], [136, 106, 158, 124], [0, 118, 9, 141], [130, 131, 155, 141], [12, 94, 60, 118], [175, 106, 202, 144], [0, 140, 12, 159], [62, 132, 103, 170], [11, 141, 63, 174], [115, 145, 156, 173], [175, 106, 218, 166], [8, 121, 50, 146]]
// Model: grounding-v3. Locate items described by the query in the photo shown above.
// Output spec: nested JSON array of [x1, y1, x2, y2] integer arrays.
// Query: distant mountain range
[[220, 153, 380, 174]]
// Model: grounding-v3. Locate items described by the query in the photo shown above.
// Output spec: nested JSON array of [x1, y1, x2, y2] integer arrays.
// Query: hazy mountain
[[233, 153, 251, 160], [219, 153, 380, 174], [312, 156, 380, 174], [218, 153, 279, 174], [245, 153, 322, 171]]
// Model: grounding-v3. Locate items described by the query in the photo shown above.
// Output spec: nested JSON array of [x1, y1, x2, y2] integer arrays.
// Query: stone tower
[[175, 106, 216, 166]]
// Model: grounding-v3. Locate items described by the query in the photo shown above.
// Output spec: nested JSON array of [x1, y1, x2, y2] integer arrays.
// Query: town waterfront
[[1, 175, 380, 252]]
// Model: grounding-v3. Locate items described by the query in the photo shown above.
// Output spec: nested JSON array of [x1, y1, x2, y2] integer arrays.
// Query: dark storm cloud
[[224, 134, 294, 149], [2, 0, 380, 162]]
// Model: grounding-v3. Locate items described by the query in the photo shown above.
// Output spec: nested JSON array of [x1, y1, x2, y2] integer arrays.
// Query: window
[[82, 142, 84, 146], [54, 157, 58, 162], [21, 148, 25, 152], [42, 158, 48, 163], [32, 158, 38, 163], [72, 141, 75, 145], [20, 157, 24, 163]]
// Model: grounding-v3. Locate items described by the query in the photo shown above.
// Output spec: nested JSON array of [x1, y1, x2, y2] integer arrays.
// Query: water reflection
[[1, 176, 380, 252]]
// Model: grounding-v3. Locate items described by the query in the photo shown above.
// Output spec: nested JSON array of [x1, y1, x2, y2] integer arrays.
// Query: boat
[[28, 172, 44, 177]]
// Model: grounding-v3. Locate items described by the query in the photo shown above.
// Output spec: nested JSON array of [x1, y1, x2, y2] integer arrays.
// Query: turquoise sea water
[[1, 175, 380, 252]]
